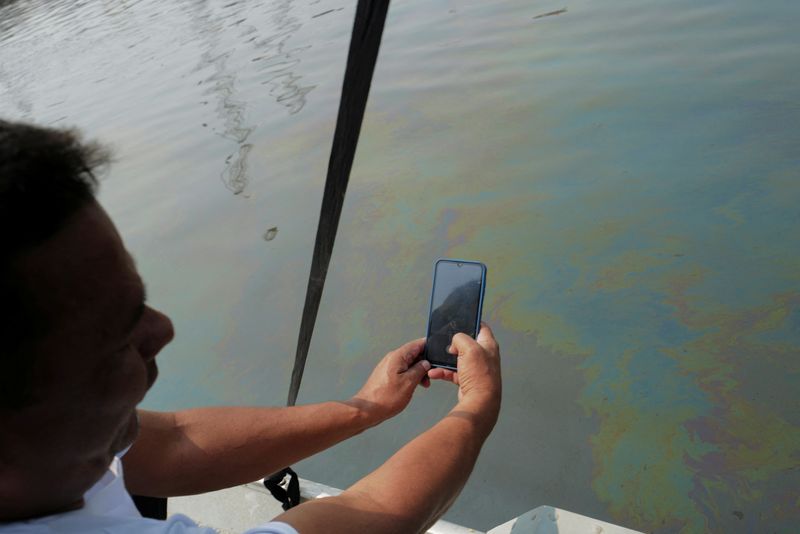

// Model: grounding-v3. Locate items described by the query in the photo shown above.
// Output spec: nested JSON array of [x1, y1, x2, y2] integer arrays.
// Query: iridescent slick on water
[[1, 0, 798, 531]]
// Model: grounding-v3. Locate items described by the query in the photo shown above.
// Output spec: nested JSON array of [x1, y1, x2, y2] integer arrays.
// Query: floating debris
[[263, 226, 279, 242], [312, 8, 343, 19], [533, 8, 567, 20]]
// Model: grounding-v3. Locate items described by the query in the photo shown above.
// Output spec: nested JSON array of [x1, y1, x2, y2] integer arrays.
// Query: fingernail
[[422, 360, 431, 371]]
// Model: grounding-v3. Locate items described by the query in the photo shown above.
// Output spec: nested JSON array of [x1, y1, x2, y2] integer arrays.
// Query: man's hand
[[350, 338, 431, 424], [428, 323, 502, 425], [276, 325, 502, 534]]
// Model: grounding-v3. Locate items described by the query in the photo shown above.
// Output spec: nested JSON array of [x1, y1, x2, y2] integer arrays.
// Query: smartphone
[[423, 259, 487, 370]]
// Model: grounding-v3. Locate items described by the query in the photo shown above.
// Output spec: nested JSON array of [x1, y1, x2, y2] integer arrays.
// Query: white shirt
[[0, 456, 299, 534]]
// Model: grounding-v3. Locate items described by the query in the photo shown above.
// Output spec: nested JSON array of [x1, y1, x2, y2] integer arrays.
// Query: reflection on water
[[253, 0, 315, 116], [202, 49, 254, 195], [187, 1, 254, 195], [186, 0, 312, 195]]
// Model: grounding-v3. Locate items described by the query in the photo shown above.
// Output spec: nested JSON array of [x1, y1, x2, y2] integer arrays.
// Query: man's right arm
[[275, 325, 502, 534]]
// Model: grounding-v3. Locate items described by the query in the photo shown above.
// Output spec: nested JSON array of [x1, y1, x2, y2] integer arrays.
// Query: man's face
[[0, 201, 173, 517]]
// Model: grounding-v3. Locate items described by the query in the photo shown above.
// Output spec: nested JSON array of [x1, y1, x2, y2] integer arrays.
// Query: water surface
[[2, 0, 799, 531]]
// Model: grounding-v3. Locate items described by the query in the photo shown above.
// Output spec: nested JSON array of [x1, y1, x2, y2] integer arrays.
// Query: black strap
[[263, 467, 301, 511], [287, 0, 391, 407], [131, 494, 167, 520]]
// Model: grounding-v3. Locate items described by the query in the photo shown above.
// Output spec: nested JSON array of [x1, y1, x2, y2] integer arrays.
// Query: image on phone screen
[[424, 259, 486, 369]]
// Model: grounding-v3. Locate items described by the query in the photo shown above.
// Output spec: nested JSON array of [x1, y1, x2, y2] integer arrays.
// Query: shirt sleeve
[[242, 521, 299, 534]]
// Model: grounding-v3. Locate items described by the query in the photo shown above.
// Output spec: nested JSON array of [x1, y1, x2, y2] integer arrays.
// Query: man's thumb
[[450, 332, 478, 354]]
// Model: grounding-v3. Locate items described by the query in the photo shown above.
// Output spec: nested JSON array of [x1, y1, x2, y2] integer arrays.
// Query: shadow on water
[[184, 0, 313, 196]]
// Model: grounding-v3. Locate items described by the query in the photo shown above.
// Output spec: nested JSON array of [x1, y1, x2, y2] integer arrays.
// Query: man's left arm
[[123, 339, 430, 497]]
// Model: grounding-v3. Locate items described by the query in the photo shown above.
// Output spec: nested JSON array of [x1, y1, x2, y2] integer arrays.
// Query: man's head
[[0, 120, 108, 408], [0, 120, 174, 520]]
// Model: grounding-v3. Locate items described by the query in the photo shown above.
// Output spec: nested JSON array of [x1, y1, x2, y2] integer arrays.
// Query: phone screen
[[424, 260, 486, 369]]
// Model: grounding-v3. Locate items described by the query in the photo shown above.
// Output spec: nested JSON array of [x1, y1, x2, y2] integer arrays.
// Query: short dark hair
[[0, 119, 110, 409]]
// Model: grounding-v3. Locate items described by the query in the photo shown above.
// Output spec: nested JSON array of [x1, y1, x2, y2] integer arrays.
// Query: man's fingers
[[393, 338, 426, 368], [405, 359, 431, 385], [428, 368, 459, 384], [419, 374, 431, 388], [427, 367, 447, 380]]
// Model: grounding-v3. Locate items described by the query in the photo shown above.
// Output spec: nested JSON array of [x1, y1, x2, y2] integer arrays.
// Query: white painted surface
[[169, 480, 642, 534], [169, 483, 284, 534], [487, 506, 642, 534], [169, 478, 480, 534]]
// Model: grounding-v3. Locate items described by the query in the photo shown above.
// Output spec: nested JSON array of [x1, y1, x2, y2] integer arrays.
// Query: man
[[0, 120, 502, 533]]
